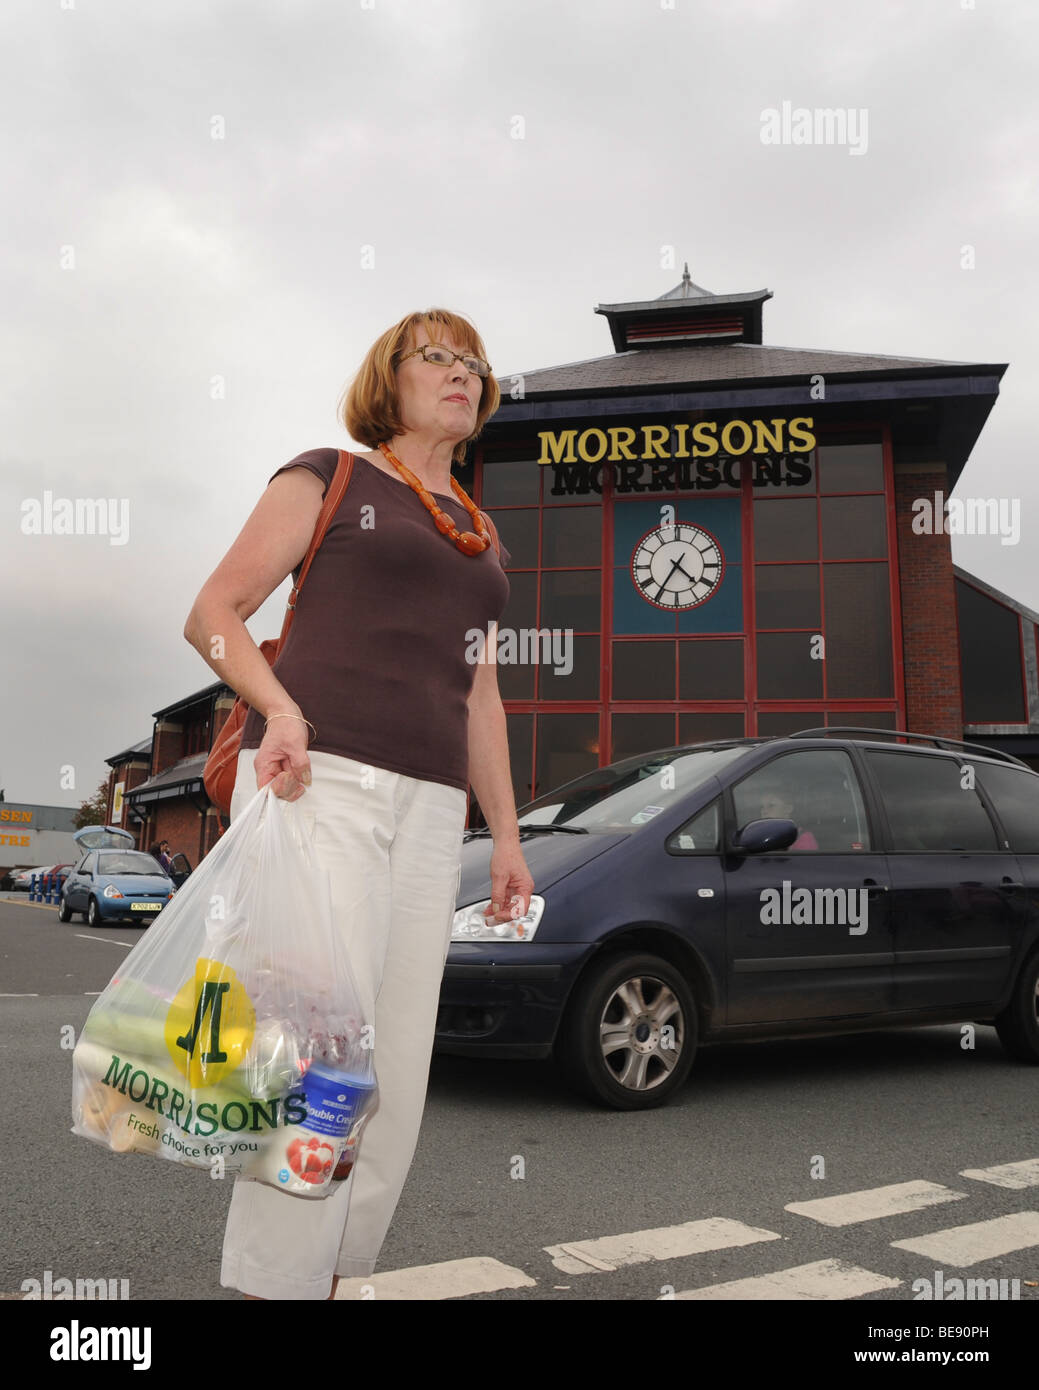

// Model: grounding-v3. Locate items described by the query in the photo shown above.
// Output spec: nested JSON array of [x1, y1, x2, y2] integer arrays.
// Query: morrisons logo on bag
[[101, 1053, 307, 1137]]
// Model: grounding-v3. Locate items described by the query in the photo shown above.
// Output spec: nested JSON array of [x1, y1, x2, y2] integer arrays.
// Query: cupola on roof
[[595, 263, 773, 350]]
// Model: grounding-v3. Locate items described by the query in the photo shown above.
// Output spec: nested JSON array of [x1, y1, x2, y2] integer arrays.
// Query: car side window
[[731, 750, 871, 852], [866, 751, 999, 852], [83, 853, 97, 874], [969, 762, 1039, 853], [667, 799, 721, 854]]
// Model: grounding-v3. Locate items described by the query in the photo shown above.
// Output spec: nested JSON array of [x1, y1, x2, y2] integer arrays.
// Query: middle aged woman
[[183, 307, 534, 1301]]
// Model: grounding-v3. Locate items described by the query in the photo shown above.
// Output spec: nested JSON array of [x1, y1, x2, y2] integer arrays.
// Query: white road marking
[[544, 1217, 782, 1275], [332, 1257, 535, 1300], [0, 993, 39, 997], [74, 933, 133, 948], [785, 1180, 968, 1227], [891, 1211, 1039, 1267], [675, 1258, 902, 1300], [960, 1159, 1039, 1190]]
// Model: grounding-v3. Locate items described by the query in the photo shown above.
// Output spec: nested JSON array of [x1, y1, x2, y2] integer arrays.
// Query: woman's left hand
[[482, 841, 535, 927]]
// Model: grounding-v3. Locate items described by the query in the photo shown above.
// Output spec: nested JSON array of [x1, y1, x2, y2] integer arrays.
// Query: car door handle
[[863, 879, 888, 894], [997, 878, 1023, 895]]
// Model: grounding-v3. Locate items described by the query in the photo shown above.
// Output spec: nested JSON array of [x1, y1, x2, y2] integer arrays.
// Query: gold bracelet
[[263, 713, 317, 741]]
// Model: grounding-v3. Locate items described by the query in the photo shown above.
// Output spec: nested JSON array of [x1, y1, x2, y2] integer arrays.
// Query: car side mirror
[[731, 818, 799, 854]]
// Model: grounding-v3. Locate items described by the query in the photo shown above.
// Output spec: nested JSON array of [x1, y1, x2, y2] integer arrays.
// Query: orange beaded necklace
[[378, 441, 491, 556]]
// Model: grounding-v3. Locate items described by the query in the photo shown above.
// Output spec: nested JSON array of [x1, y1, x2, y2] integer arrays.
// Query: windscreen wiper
[[465, 824, 588, 838]]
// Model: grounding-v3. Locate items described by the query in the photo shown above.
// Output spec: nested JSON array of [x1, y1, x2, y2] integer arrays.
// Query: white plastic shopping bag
[[71, 784, 377, 1197]]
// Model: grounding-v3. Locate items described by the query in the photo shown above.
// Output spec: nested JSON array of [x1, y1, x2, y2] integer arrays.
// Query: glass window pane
[[542, 506, 602, 568], [826, 711, 897, 733], [866, 751, 998, 851], [678, 712, 746, 743], [485, 508, 537, 570], [732, 749, 872, 851], [678, 640, 745, 699], [824, 564, 892, 698], [613, 640, 675, 700], [956, 580, 1026, 723], [821, 496, 887, 559], [540, 570, 601, 632], [498, 571, 537, 636], [817, 442, 884, 493], [481, 453, 540, 506], [610, 713, 676, 764], [755, 564, 820, 628], [667, 798, 721, 853], [506, 712, 534, 810], [973, 763, 1039, 853], [756, 633, 824, 699], [753, 498, 818, 561], [537, 635, 601, 701], [536, 713, 600, 796], [756, 710, 823, 737]]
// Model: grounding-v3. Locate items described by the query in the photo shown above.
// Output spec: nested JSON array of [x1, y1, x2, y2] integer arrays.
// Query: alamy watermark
[[20, 491, 130, 546], [760, 881, 869, 935], [22, 1268, 129, 1299], [912, 1269, 1020, 1300], [760, 101, 868, 156], [466, 621, 573, 676], [911, 492, 1020, 546]]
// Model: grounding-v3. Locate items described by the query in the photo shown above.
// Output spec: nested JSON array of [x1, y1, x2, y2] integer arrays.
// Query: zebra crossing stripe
[[544, 1217, 782, 1275], [890, 1210, 1039, 1267], [674, 1258, 902, 1300], [959, 1158, 1039, 1189], [332, 1256, 536, 1300], [785, 1180, 968, 1227]]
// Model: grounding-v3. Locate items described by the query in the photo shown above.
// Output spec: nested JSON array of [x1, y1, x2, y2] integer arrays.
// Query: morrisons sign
[[537, 418, 817, 494]]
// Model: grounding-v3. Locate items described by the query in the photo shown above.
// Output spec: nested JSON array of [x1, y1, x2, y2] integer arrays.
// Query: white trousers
[[219, 747, 468, 1299]]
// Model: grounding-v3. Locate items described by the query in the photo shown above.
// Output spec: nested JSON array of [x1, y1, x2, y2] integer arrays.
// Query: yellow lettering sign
[[538, 417, 816, 463]]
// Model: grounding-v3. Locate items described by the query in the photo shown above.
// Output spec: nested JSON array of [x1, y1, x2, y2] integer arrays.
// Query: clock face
[[631, 522, 725, 610]]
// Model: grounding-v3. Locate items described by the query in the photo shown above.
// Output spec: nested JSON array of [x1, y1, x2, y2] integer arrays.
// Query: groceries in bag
[[71, 784, 377, 1196]]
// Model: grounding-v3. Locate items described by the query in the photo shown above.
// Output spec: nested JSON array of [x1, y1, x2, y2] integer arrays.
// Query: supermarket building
[[103, 269, 1033, 857]]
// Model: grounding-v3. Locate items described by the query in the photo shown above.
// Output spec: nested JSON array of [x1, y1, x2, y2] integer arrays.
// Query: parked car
[[8, 864, 57, 892], [59, 824, 173, 926], [438, 727, 1039, 1110]]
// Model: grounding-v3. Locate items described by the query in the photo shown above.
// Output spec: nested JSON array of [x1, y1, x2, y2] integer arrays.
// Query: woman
[[183, 308, 534, 1300]]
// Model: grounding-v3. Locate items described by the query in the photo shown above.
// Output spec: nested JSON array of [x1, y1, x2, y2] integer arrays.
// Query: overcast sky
[[2, 0, 1036, 809]]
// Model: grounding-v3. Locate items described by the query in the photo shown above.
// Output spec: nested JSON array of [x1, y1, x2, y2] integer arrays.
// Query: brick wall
[[153, 720, 184, 774], [893, 463, 963, 738], [150, 801, 205, 867]]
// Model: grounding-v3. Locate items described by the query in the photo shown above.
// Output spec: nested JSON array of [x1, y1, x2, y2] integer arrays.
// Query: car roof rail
[[786, 726, 1031, 769]]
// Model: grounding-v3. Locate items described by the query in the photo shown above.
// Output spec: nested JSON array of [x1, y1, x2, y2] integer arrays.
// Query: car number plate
[[130, 902, 161, 911]]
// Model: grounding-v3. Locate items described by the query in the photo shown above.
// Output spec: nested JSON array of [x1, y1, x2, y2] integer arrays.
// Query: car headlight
[[451, 895, 545, 943], [102, 885, 124, 899]]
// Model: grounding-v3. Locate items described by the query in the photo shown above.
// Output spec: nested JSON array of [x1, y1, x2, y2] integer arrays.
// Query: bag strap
[[274, 449, 354, 649]]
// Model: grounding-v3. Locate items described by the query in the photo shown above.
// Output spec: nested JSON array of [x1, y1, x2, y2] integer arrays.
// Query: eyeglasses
[[399, 343, 492, 378]]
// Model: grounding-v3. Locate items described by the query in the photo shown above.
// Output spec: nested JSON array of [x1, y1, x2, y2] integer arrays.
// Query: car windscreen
[[516, 745, 751, 830], [97, 852, 168, 876]]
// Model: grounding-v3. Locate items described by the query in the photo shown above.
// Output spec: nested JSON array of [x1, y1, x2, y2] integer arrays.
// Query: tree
[[74, 778, 109, 830]]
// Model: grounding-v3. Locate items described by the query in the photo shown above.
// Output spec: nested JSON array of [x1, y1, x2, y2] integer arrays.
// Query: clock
[[630, 522, 724, 610]]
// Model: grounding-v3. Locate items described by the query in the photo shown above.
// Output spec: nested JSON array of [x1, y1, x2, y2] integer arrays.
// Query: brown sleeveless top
[[238, 448, 511, 792]]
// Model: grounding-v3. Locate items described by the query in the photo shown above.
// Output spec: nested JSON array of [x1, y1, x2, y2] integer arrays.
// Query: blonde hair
[[338, 308, 500, 465]]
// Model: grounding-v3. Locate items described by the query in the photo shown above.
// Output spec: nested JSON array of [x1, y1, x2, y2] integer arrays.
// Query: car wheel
[[58, 895, 73, 923], [87, 897, 101, 929], [994, 946, 1039, 1063], [555, 952, 698, 1110]]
